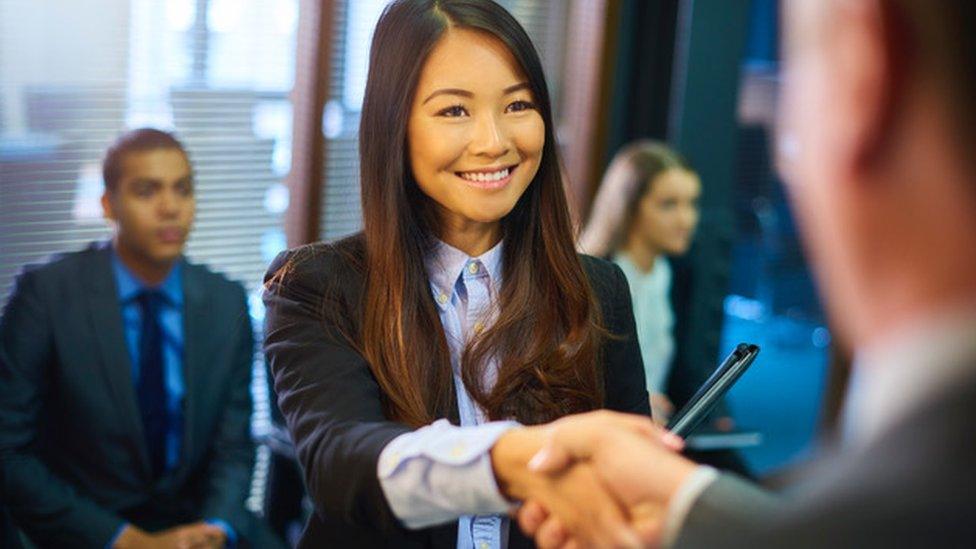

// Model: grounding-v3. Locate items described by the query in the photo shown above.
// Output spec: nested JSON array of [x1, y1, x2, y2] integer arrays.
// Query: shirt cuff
[[377, 418, 521, 529], [205, 518, 237, 548], [661, 466, 719, 548], [106, 523, 128, 549]]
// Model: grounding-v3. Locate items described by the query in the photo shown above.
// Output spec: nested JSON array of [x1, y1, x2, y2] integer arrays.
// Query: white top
[[613, 253, 675, 394]]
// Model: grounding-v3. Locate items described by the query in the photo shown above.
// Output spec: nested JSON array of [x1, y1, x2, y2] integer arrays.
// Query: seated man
[[0, 129, 265, 548]]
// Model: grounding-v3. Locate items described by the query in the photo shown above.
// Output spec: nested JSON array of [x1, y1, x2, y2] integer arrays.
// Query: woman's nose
[[468, 113, 510, 158]]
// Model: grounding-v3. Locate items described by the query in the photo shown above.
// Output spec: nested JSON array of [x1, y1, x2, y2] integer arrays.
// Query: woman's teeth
[[458, 167, 511, 182]]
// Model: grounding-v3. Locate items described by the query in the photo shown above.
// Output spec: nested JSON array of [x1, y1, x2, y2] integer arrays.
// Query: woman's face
[[407, 28, 545, 233], [632, 168, 701, 256]]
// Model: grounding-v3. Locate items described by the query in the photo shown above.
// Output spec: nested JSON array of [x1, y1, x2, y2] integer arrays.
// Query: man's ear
[[101, 191, 116, 221], [832, 0, 908, 174]]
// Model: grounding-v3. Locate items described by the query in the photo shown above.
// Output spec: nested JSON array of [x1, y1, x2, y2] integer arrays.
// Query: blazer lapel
[[179, 264, 209, 470], [83, 242, 151, 478]]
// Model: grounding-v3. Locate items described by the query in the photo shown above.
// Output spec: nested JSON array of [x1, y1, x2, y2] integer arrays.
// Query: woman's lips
[[454, 164, 518, 190]]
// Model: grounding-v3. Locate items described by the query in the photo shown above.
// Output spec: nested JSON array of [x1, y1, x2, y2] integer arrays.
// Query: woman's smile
[[454, 164, 519, 190]]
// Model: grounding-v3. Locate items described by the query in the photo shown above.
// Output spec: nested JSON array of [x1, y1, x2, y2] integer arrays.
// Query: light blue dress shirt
[[111, 252, 186, 469], [377, 239, 519, 549], [108, 249, 236, 547]]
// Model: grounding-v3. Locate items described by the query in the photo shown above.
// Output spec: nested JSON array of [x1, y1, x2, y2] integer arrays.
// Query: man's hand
[[515, 411, 697, 548], [155, 523, 227, 549], [492, 412, 676, 547], [113, 522, 226, 549]]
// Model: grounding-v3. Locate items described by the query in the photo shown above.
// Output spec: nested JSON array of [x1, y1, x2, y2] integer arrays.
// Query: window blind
[[0, 0, 299, 513], [0, 0, 297, 309]]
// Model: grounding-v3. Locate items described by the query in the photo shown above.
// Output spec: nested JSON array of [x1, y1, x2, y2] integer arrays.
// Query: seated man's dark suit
[[0, 242, 257, 547]]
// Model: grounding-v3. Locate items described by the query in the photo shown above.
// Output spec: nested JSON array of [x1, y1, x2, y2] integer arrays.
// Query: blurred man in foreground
[[511, 0, 976, 546], [0, 129, 268, 547]]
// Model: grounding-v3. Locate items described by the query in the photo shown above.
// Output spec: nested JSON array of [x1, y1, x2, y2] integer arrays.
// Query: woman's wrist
[[490, 426, 547, 501]]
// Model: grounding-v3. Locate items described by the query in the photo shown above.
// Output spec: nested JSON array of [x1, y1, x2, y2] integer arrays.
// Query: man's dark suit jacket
[[262, 234, 651, 548], [0, 242, 256, 548], [675, 358, 976, 548]]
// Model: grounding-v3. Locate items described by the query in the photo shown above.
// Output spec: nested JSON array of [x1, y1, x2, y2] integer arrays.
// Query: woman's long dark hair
[[358, 0, 605, 427]]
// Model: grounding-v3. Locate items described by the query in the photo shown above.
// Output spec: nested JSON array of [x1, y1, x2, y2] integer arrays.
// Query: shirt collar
[[110, 246, 184, 307], [425, 238, 504, 310], [842, 304, 976, 448]]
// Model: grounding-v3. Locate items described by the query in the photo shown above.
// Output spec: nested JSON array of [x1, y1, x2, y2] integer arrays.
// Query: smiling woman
[[262, 1, 651, 547], [407, 28, 544, 233]]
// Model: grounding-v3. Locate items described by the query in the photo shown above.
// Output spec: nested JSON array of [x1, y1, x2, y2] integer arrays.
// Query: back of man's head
[[895, 0, 976, 149], [782, 0, 976, 347], [102, 128, 188, 193]]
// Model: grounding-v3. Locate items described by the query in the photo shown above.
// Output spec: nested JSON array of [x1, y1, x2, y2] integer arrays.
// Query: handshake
[[490, 411, 698, 549]]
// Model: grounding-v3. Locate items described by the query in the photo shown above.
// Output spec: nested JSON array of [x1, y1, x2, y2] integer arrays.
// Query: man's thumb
[[527, 443, 572, 473]]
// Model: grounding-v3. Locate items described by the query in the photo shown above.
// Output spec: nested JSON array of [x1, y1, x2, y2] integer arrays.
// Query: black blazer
[[262, 234, 651, 548], [0, 242, 256, 547]]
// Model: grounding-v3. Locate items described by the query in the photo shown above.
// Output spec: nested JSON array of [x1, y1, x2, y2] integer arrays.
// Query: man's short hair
[[102, 128, 188, 192], [895, 0, 976, 144]]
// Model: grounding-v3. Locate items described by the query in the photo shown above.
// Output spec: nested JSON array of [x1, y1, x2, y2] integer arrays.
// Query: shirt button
[[468, 263, 479, 274], [474, 321, 484, 333], [437, 293, 448, 304], [480, 542, 490, 549]]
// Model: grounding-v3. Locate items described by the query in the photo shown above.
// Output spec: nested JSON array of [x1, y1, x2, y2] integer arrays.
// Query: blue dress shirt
[[377, 240, 519, 549], [108, 249, 236, 547], [111, 252, 186, 470]]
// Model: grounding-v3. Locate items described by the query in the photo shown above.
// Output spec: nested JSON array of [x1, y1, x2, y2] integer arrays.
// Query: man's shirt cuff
[[377, 418, 521, 529], [662, 466, 719, 548], [106, 523, 128, 549], [205, 518, 237, 548]]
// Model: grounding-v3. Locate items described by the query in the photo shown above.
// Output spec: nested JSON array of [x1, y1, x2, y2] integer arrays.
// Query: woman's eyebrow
[[422, 88, 473, 104], [421, 82, 531, 105]]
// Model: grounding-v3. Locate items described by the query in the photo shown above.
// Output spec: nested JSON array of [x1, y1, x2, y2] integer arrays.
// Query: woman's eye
[[438, 105, 468, 117], [506, 100, 535, 113]]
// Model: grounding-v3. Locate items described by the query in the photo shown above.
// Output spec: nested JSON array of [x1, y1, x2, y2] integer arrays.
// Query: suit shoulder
[[28, 244, 99, 274], [578, 253, 619, 279], [182, 260, 247, 298], [264, 233, 365, 293], [12, 243, 103, 288], [578, 254, 624, 299]]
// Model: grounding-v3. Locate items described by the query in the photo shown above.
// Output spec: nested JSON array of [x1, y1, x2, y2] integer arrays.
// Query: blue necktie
[[136, 290, 168, 479]]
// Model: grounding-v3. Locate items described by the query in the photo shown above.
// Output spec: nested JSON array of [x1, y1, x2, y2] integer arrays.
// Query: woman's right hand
[[491, 412, 684, 547]]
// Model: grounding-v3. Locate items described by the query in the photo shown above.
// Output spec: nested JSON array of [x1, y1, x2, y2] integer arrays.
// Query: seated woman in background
[[579, 141, 714, 427], [262, 1, 650, 547]]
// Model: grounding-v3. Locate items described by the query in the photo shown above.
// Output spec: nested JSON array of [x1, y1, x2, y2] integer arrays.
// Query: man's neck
[[112, 238, 177, 287]]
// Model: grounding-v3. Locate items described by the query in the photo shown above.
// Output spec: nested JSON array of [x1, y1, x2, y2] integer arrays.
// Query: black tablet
[[666, 343, 761, 437]]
